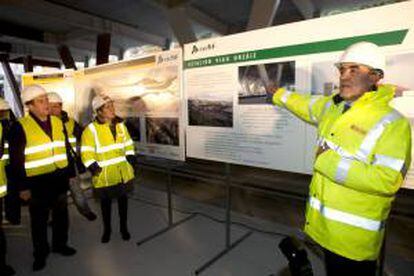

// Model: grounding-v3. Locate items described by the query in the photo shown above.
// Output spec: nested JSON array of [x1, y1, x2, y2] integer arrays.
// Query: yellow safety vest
[[273, 84, 411, 261], [0, 124, 7, 197], [64, 117, 77, 152], [20, 115, 68, 177], [81, 120, 135, 188]]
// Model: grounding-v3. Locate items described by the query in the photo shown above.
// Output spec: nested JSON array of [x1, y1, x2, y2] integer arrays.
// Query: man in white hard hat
[[9, 85, 76, 271], [81, 95, 135, 243], [268, 42, 411, 275], [48, 92, 97, 221], [0, 98, 15, 276]]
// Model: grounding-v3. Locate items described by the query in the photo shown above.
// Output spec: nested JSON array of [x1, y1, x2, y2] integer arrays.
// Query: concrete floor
[[2, 167, 414, 275], [3, 186, 324, 276]]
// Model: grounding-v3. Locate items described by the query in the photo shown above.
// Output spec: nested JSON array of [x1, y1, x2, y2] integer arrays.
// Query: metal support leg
[[225, 163, 231, 248], [194, 163, 252, 275], [136, 213, 197, 246], [194, 231, 252, 275], [136, 164, 196, 247], [167, 165, 173, 226]]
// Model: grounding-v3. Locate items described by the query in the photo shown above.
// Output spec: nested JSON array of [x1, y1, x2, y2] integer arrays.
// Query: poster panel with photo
[[185, 53, 310, 174], [184, 1, 414, 180], [75, 50, 185, 161]]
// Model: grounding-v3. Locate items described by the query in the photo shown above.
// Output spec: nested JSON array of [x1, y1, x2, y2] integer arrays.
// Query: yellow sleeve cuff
[[272, 87, 287, 107], [314, 149, 342, 180]]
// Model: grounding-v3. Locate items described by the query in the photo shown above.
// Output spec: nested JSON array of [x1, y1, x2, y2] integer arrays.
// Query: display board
[[75, 49, 185, 161], [391, 93, 414, 188], [183, 1, 414, 184], [21, 70, 76, 117]]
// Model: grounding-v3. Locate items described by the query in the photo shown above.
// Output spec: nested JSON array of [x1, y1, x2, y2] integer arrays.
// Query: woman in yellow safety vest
[[81, 95, 135, 243], [0, 98, 15, 276]]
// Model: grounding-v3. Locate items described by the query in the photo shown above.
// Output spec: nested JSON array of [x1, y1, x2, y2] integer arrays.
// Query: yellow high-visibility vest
[[81, 120, 135, 188], [20, 115, 68, 177], [64, 117, 77, 152], [273, 84, 411, 261], [0, 123, 7, 197]]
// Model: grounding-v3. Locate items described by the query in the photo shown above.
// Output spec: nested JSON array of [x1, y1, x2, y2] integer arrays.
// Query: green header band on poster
[[184, 29, 408, 69]]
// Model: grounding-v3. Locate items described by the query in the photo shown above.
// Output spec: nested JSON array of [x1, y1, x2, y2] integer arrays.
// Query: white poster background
[[21, 70, 76, 117]]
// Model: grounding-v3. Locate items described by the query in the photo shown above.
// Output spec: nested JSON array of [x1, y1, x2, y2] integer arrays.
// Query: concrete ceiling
[[0, 0, 405, 64]]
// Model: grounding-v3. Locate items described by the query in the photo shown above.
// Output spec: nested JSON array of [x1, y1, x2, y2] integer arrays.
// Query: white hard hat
[[48, 92, 63, 103], [0, 98, 11, 111], [336, 41, 385, 72], [21, 84, 48, 104], [92, 95, 113, 111]]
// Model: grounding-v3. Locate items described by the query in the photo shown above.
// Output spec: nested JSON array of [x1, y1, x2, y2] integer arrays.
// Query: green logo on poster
[[191, 43, 215, 54]]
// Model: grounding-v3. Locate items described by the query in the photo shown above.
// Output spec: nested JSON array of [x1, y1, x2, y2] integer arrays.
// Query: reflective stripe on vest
[[25, 154, 67, 169], [335, 158, 353, 183], [88, 124, 101, 148], [372, 154, 405, 172], [308, 97, 319, 125], [320, 136, 405, 183], [320, 100, 332, 119], [21, 116, 68, 176], [120, 123, 134, 151], [25, 141, 65, 154], [2, 142, 9, 161], [309, 197, 384, 231], [0, 185, 6, 195], [88, 124, 133, 154], [81, 146, 95, 152], [318, 137, 354, 160], [281, 90, 292, 104], [84, 159, 95, 168], [97, 143, 125, 153], [125, 139, 133, 147], [98, 156, 127, 167], [65, 119, 77, 150], [318, 110, 403, 183], [355, 111, 401, 162]]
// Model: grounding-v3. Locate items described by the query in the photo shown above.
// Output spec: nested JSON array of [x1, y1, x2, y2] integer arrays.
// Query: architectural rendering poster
[[75, 50, 184, 161], [21, 70, 76, 117], [391, 93, 414, 189], [184, 49, 310, 174], [388, 53, 414, 189], [184, 1, 414, 180]]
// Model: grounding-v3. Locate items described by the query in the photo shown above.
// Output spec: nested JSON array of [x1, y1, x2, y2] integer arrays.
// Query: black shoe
[[85, 211, 97, 221], [101, 231, 111, 243], [52, 246, 77, 256], [0, 264, 16, 276], [33, 258, 46, 271], [121, 230, 131, 241]]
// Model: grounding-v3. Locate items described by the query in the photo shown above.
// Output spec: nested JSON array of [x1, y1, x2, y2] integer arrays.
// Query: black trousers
[[5, 166, 21, 225], [324, 248, 377, 276], [29, 192, 69, 259], [100, 195, 128, 233], [0, 198, 7, 266]]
